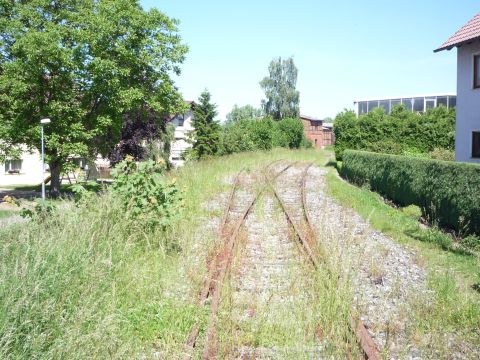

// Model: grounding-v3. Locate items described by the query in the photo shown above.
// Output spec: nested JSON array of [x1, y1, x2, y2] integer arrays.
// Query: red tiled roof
[[435, 13, 480, 52]]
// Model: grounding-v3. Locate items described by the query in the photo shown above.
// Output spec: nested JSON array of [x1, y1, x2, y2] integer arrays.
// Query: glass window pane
[[368, 100, 379, 111], [473, 132, 480, 158], [425, 98, 436, 110], [413, 97, 424, 112], [379, 100, 390, 114], [475, 55, 480, 88], [391, 99, 401, 108], [402, 98, 413, 110], [437, 96, 448, 107], [358, 101, 368, 115], [448, 96, 456, 108]]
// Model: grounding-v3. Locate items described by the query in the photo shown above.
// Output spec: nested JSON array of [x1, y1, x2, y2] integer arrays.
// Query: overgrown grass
[[0, 210, 15, 219], [325, 168, 480, 354], [0, 196, 198, 358], [0, 149, 331, 359]]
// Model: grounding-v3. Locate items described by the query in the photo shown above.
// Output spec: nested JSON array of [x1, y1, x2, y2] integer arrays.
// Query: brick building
[[300, 115, 334, 149]]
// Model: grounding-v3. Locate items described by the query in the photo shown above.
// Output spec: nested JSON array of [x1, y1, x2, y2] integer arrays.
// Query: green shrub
[[220, 117, 307, 155], [333, 105, 455, 160], [21, 199, 57, 221], [248, 118, 275, 150], [402, 204, 422, 219], [111, 156, 182, 231], [341, 150, 480, 237], [429, 147, 455, 161], [275, 118, 305, 148]]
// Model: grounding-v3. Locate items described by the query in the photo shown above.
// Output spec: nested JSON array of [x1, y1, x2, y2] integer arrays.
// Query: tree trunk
[[49, 162, 62, 198]]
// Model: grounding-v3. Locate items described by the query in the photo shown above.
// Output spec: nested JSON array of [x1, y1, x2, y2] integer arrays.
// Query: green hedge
[[333, 105, 455, 160], [341, 150, 480, 235]]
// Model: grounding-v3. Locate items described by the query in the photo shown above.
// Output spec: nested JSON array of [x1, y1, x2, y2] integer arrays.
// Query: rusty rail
[[269, 162, 382, 360], [184, 161, 294, 359]]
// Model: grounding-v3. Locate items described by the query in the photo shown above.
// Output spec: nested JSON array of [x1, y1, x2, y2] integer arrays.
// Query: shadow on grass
[[325, 160, 337, 168], [404, 228, 476, 257]]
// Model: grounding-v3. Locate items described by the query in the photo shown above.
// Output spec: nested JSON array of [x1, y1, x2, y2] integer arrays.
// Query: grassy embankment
[[326, 162, 480, 355], [0, 149, 328, 359]]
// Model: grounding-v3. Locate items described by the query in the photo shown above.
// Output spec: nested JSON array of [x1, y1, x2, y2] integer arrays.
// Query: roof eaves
[[434, 37, 480, 52]]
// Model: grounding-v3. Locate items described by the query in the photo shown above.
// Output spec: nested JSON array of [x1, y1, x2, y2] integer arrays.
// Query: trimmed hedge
[[333, 105, 455, 161], [341, 150, 480, 235]]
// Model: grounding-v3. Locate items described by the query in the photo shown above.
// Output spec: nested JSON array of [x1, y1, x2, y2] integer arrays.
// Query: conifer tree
[[188, 90, 221, 159]]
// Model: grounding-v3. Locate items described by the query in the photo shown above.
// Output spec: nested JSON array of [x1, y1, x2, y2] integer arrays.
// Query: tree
[[0, 0, 187, 196], [188, 90, 221, 160], [260, 57, 300, 120], [107, 107, 174, 167], [225, 104, 263, 125]]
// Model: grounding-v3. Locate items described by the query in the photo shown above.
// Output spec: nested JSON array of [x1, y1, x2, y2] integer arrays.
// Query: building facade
[[0, 147, 45, 186], [354, 94, 456, 116], [300, 115, 334, 149], [435, 13, 480, 163], [168, 101, 195, 166]]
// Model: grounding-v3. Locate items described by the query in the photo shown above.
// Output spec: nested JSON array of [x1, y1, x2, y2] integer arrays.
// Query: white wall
[[169, 109, 194, 166], [456, 42, 480, 163], [0, 148, 46, 186]]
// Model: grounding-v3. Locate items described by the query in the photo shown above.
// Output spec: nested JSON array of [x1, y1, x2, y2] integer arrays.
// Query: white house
[[0, 102, 196, 186], [435, 13, 480, 163], [168, 101, 195, 167], [0, 146, 46, 186]]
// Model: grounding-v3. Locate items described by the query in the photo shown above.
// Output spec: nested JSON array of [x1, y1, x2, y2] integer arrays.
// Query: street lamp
[[40, 118, 51, 200]]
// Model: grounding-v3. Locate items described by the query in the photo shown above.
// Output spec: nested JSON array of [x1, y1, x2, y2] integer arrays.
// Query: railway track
[[184, 161, 294, 360], [185, 161, 382, 359], [269, 163, 382, 360]]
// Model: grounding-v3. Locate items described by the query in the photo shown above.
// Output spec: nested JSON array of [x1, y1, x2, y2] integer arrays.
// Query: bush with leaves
[[21, 200, 57, 221], [275, 118, 305, 148], [220, 117, 307, 155], [333, 105, 456, 160], [70, 181, 101, 204], [111, 156, 182, 231]]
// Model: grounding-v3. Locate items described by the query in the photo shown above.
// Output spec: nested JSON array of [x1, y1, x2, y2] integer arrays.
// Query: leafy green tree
[[188, 90, 221, 160], [0, 0, 187, 196], [260, 57, 300, 120], [225, 104, 263, 124]]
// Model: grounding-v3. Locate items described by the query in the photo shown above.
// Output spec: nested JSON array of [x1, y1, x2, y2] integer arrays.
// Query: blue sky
[[140, 1, 479, 121]]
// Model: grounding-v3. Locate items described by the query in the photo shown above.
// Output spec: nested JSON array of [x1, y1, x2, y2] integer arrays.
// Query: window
[[473, 131, 480, 158], [390, 99, 401, 110], [437, 96, 448, 108], [474, 55, 480, 89], [5, 159, 22, 174], [413, 97, 424, 112], [368, 100, 379, 111], [425, 98, 436, 110], [175, 114, 185, 127], [448, 96, 456, 108], [358, 101, 368, 115], [379, 100, 390, 114], [401, 98, 413, 110]]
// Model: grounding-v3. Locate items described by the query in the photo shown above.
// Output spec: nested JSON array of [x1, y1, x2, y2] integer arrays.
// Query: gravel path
[[198, 163, 432, 359], [305, 165, 429, 359]]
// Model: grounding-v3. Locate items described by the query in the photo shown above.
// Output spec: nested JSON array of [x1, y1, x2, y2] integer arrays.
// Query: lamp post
[[40, 118, 51, 200]]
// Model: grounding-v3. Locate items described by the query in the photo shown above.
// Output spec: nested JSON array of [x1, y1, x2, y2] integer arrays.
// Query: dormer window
[[474, 54, 480, 89], [176, 114, 185, 127]]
